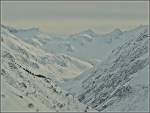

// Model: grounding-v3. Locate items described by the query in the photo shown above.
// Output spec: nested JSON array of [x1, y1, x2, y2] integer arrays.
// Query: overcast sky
[[1, 1, 149, 34]]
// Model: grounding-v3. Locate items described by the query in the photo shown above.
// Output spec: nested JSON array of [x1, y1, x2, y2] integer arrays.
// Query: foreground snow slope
[[62, 26, 149, 112], [1, 25, 95, 112]]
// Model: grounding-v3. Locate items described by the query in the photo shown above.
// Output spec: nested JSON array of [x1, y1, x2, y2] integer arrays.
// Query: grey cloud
[[1, 1, 149, 21]]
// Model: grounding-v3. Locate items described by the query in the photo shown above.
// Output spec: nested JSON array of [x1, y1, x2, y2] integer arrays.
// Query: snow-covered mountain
[[1, 24, 149, 112], [69, 29, 98, 41], [1, 24, 92, 80], [1, 24, 94, 112], [1, 24, 52, 48], [61, 25, 149, 112], [41, 25, 148, 61]]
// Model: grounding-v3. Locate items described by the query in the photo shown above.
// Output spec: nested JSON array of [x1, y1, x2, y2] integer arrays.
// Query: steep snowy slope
[[1, 56, 94, 112], [1, 25, 95, 112], [62, 26, 149, 112], [1, 25, 92, 81]]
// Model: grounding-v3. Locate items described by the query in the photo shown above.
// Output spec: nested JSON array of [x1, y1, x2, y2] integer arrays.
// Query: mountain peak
[[111, 28, 122, 35], [134, 24, 149, 32], [80, 29, 96, 34], [1, 24, 18, 33], [1, 24, 40, 34], [76, 29, 98, 38], [70, 29, 98, 39], [104, 28, 123, 38], [82, 29, 94, 33]]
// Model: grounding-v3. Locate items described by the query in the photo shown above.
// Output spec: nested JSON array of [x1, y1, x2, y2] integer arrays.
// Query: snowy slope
[[1, 24, 149, 112], [42, 25, 148, 62], [3, 24, 148, 61], [1, 25, 92, 81], [1, 25, 95, 112], [1, 59, 94, 112], [61, 26, 149, 112]]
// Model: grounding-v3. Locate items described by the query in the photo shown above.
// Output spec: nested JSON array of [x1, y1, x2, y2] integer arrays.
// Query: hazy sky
[[1, 1, 149, 34]]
